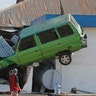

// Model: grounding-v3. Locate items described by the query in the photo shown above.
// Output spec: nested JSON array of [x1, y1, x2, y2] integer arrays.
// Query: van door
[[17, 35, 42, 66], [57, 24, 80, 51], [37, 29, 62, 60]]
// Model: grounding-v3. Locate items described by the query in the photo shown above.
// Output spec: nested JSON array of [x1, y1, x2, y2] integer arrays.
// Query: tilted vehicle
[[0, 14, 87, 69]]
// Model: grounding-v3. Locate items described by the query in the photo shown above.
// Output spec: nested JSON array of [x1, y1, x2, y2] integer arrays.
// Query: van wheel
[[59, 53, 71, 65]]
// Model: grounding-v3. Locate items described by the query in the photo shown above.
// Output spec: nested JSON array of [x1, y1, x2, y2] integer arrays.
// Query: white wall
[[56, 28, 96, 93]]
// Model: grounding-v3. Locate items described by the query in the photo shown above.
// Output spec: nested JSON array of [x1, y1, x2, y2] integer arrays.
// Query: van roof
[[20, 14, 71, 39]]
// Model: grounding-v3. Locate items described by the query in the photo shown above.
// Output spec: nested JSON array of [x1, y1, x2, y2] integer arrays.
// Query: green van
[[0, 14, 87, 69]]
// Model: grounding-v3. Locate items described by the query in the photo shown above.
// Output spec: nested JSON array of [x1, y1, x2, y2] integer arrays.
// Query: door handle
[[57, 43, 61, 45], [34, 50, 38, 52]]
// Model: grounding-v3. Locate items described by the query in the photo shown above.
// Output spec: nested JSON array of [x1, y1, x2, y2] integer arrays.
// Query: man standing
[[9, 68, 21, 96]]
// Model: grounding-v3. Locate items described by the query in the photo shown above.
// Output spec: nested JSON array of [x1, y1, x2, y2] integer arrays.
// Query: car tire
[[59, 53, 72, 65]]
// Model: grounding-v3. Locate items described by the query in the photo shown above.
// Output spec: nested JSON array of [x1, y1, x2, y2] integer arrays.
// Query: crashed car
[[0, 14, 87, 69]]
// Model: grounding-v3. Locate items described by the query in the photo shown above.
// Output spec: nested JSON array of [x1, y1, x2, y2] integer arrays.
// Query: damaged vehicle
[[0, 14, 87, 70]]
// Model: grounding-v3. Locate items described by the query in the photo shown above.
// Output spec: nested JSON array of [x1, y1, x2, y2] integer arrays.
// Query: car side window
[[37, 29, 58, 44], [19, 35, 36, 51], [57, 25, 73, 37]]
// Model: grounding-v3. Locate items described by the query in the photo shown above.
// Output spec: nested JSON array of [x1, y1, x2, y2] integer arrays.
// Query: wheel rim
[[61, 55, 70, 64]]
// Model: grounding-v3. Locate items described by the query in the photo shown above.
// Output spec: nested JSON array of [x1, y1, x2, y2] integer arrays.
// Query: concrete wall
[[56, 28, 96, 93]]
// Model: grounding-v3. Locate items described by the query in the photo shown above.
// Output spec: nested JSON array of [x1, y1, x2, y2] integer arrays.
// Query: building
[[0, 0, 95, 27]]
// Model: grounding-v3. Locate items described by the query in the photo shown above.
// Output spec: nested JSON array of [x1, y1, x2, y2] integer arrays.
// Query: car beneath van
[[0, 14, 87, 69]]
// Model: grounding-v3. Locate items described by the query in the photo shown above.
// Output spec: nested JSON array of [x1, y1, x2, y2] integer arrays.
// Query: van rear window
[[37, 29, 58, 44], [57, 25, 73, 37]]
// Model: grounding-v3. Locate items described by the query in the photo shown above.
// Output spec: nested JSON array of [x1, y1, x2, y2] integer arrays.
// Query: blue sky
[[0, 0, 16, 10]]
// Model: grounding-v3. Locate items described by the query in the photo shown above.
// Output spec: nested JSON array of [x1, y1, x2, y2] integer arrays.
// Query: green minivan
[[0, 14, 87, 68]]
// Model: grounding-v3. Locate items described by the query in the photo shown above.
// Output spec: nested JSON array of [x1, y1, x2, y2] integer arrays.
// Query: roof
[[0, 0, 96, 27], [20, 14, 70, 39]]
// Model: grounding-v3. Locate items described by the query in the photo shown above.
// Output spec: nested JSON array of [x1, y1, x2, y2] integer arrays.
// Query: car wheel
[[59, 53, 72, 65]]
